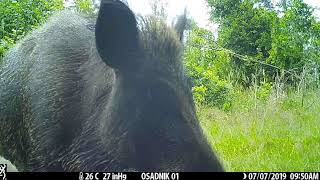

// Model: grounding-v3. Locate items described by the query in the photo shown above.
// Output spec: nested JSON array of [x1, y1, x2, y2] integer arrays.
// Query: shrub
[[184, 26, 233, 110]]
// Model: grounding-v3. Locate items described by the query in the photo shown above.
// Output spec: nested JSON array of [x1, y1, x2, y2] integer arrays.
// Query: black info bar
[[1, 172, 319, 180]]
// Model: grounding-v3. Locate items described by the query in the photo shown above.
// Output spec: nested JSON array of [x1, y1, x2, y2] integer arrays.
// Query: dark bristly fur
[[0, 0, 224, 171]]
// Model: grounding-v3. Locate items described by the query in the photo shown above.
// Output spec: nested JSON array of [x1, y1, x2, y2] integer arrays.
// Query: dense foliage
[[206, 0, 320, 81], [0, 0, 97, 63], [0, 0, 64, 61], [184, 0, 320, 107]]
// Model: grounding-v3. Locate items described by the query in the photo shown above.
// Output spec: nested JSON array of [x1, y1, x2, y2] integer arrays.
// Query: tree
[[207, 0, 241, 23], [268, 0, 316, 70], [207, 0, 320, 86], [207, 0, 277, 85]]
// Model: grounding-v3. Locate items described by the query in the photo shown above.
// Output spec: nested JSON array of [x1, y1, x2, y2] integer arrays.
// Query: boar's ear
[[95, 0, 140, 70], [174, 8, 187, 42]]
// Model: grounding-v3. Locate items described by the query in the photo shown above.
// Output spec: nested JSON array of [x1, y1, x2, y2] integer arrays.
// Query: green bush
[[184, 26, 233, 110]]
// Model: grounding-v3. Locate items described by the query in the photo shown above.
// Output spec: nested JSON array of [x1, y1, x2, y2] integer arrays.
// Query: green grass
[[198, 89, 320, 171]]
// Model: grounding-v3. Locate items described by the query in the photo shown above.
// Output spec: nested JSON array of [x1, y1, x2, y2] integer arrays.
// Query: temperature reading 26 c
[[79, 172, 99, 180]]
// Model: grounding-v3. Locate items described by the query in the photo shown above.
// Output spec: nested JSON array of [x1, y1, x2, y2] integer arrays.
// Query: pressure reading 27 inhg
[[79, 172, 127, 180]]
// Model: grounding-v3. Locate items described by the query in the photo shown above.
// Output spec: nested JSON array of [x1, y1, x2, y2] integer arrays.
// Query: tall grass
[[198, 77, 320, 171]]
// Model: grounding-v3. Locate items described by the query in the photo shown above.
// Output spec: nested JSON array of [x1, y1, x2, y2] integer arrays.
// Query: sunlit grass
[[198, 89, 320, 171]]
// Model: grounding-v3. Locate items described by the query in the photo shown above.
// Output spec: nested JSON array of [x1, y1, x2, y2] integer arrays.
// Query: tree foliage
[[0, 0, 97, 62], [0, 0, 64, 60], [183, 0, 320, 107], [206, 0, 320, 86]]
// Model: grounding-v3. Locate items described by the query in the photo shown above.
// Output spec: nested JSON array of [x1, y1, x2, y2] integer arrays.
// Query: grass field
[[198, 88, 320, 171]]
